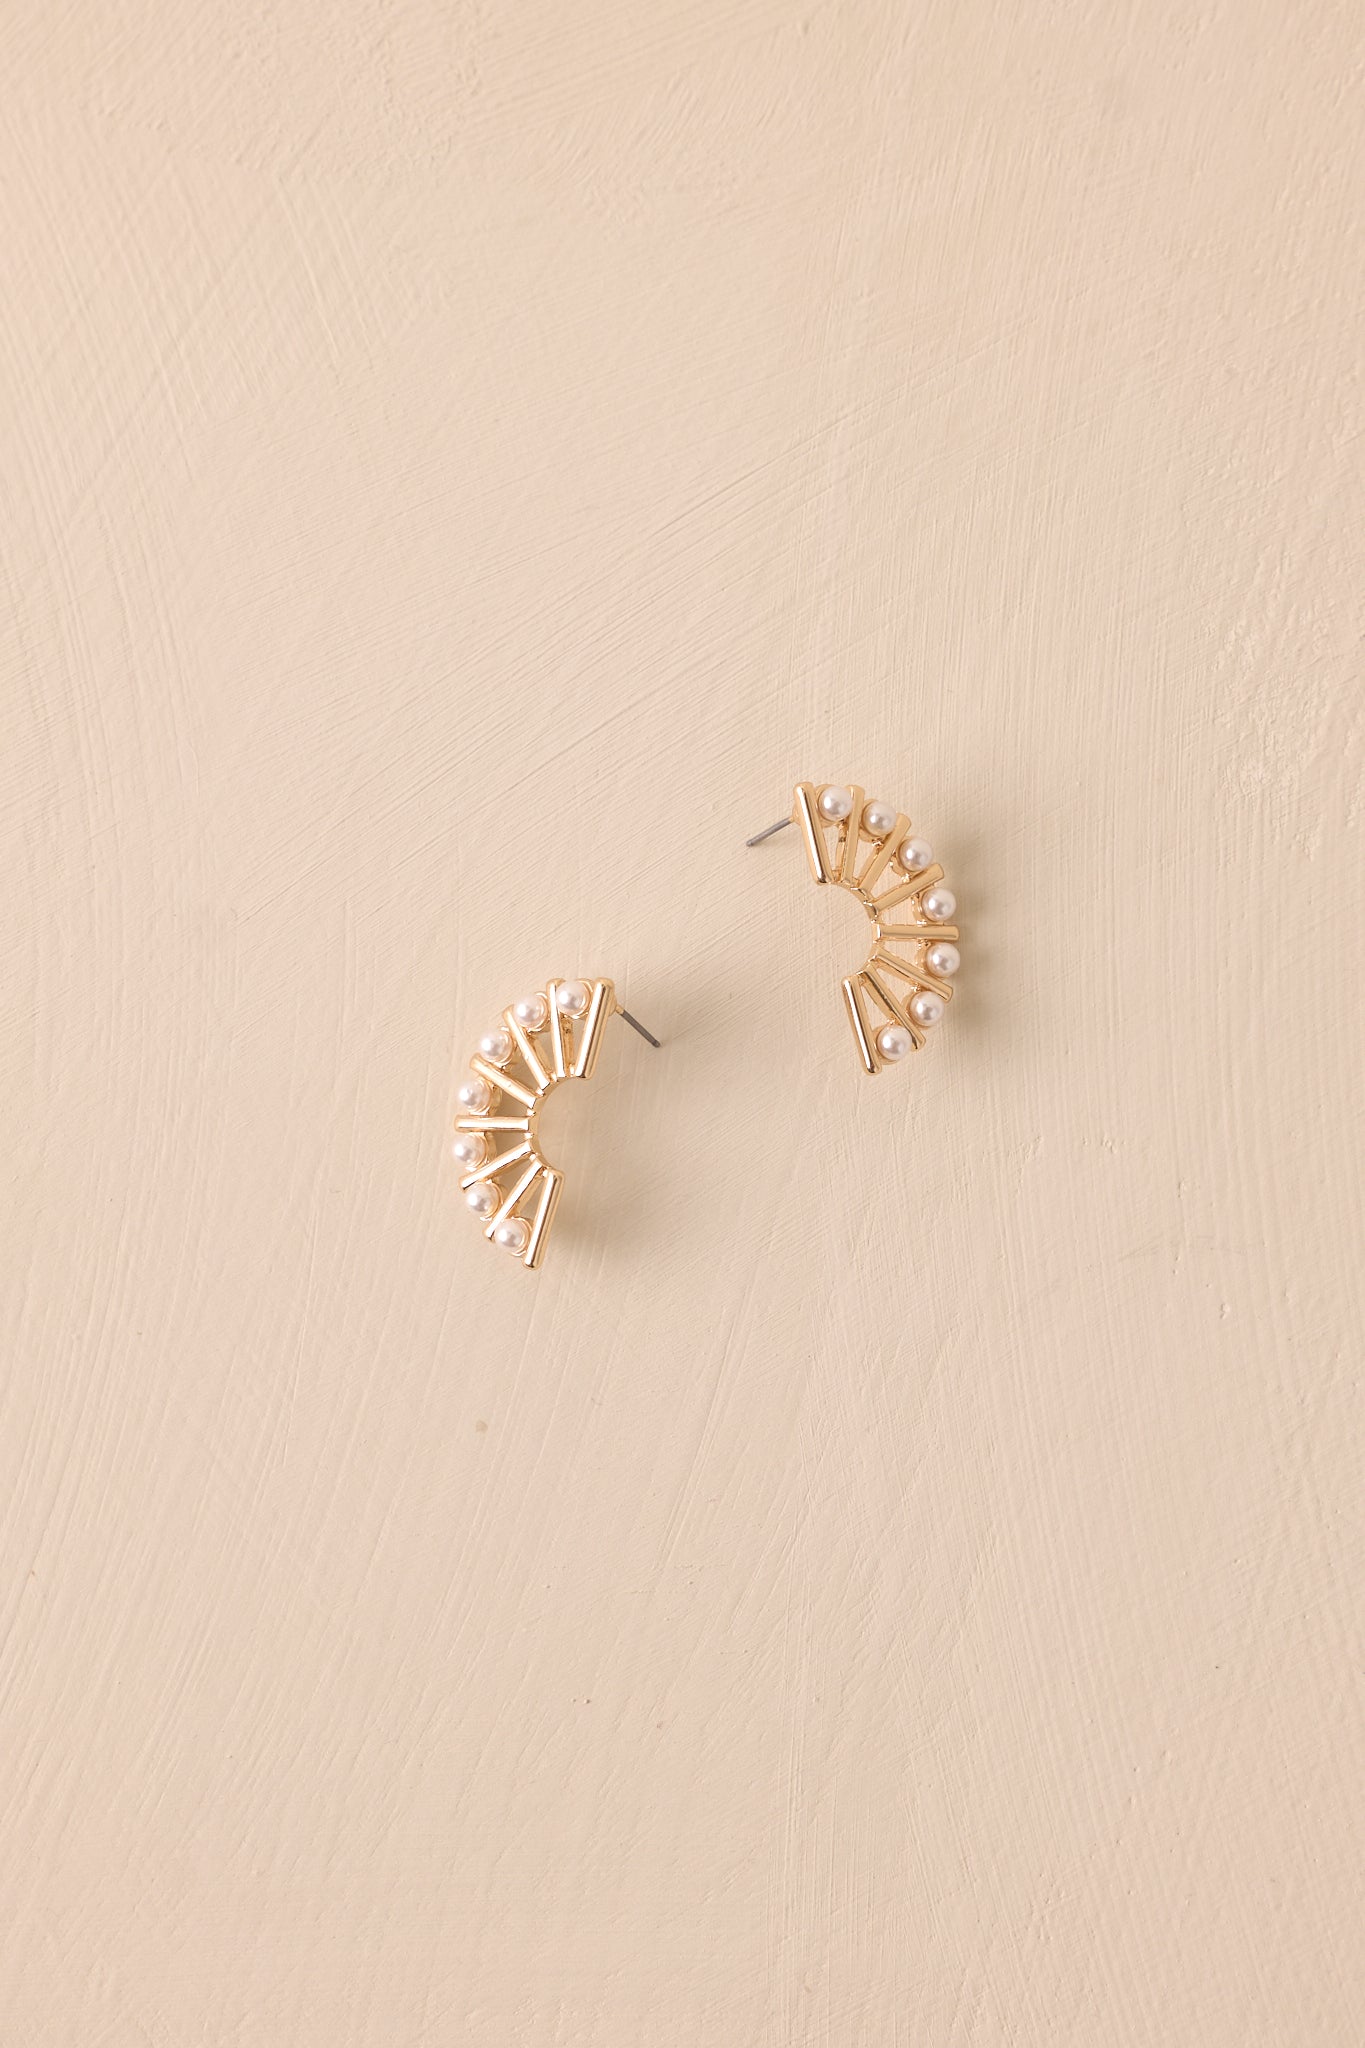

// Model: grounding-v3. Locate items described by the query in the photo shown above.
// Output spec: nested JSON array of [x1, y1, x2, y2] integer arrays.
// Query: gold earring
[[452, 979, 661, 1268], [747, 780, 961, 1073]]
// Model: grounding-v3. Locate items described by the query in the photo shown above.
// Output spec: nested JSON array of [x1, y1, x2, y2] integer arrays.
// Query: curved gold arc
[[792, 782, 956, 1074], [455, 977, 616, 1267]]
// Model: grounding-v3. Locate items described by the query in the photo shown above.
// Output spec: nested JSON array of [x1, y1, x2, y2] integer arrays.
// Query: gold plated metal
[[505, 1008, 552, 1092], [793, 782, 831, 883], [842, 975, 880, 1074], [872, 862, 945, 915], [855, 810, 909, 894], [749, 780, 961, 1073], [838, 785, 866, 883], [453, 978, 660, 1269], [571, 979, 613, 1079], [522, 1167, 563, 1269], [459, 1139, 533, 1187], [472, 1057, 537, 1108], [546, 980, 570, 1080], [484, 1157, 543, 1239]]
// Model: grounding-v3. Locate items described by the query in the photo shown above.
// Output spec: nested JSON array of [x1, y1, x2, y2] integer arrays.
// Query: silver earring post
[[619, 1006, 662, 1048], [744, 817, 793, 848]]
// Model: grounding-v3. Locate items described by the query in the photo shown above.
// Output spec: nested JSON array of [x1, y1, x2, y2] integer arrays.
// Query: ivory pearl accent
[[898, 836, 933, 873], [494, 1216, 531, 1254], [926, 942, 960, 978], [863, 799, 897, 838], [554, 980, 591, 1017], [466, 1183, 498, 1218], [513, 994, 549, 1031], [457, 1077, 493, 1114], [478, 1028, 514, 1066], [817, 785, 854, 822], [452, 1132, 487, 1169], [921, 887, 956, 923], [877, 1023, 913, 1061], [910, 990, 946, 1028]]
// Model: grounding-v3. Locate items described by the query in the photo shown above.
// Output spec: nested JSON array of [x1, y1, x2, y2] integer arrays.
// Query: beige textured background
[[3, 1, 1363, 2042]]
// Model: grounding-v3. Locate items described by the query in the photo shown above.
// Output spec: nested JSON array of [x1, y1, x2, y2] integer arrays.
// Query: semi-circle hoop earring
[[453, 979, 661, 1268], [747, 780, 961, 1073]]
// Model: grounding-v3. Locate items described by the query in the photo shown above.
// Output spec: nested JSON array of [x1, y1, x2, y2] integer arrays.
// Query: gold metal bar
[[838, 786, 865, 883], [472, 1056, 537, 1107], [460, 1139, 532, 1190], [523, 1167, 563, 1270], [869, 947, 919, 980], [870, 949, 954, 1001], [504, 1008, 551, 1092], [454, 1114, 532, 1133], [794, 783, 830, 884], [571, 979, 613, 1078], [546, 982, 569, 1080], [875, 922, 958, 947], [873, 862, 944, 915], [842, 975, 880, 1074], [856, 811, 909, 893], [861, 965, 916, 1035], [484, 1157, 543, 1239]]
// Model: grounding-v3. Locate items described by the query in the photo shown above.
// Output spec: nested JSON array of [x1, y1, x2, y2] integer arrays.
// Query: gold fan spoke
[[523, 1167, 563, 1269], [842, 975, 881, 1073], [870, 949, 953, 1002], [546, 984, 571, 1079], [472, 1056, 537, 1107], [571, 980, 613, 1078], [856, 811, 910, 892], [838, 786, 866, 883], [504, 1009, 551, 1092], [873, 862, 945, 915], [794, 782, 831, 884], [860, 966, 926, 1048], [483, 1158, 544, 1239], [460, 1139, 533, 1189], [876, 922, 958, 945]]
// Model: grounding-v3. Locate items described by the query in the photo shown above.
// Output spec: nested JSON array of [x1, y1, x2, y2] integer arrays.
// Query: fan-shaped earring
[[747, 781, 961, 1073], [453, 979, 661, 1268]]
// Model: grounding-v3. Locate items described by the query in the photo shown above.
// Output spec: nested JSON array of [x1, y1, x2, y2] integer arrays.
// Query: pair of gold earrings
[[452, 777, 962, 1269]]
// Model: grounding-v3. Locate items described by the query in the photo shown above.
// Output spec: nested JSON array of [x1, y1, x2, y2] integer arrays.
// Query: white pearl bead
[[554, 979, 591, 1017], [911, 990, 945, 1028], [477, 1028, 513, 1066], [922, 887, 956, 923], [513, 994, 548, 1031], [452, 1132, 487, 1168], [877, 1023, 912, 1061], [898, 836, 933, 872], [817, 784, 854, 822], [494, 1216, 530, 1254], [926, 942, 960, 978], [466, 1182, 498, 1218], [457, 1077, 493, 1114], [863, 799, 897, 838]]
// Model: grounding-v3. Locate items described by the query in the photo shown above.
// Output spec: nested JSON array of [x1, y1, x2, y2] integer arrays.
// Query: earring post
[[745, 817, 793, 848], [619, 1006, 662, 1049]]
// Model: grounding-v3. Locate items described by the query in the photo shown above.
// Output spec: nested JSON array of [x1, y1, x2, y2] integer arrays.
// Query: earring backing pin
[[745, 817, 793, 847], [618, 1006, 662, 1048]]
